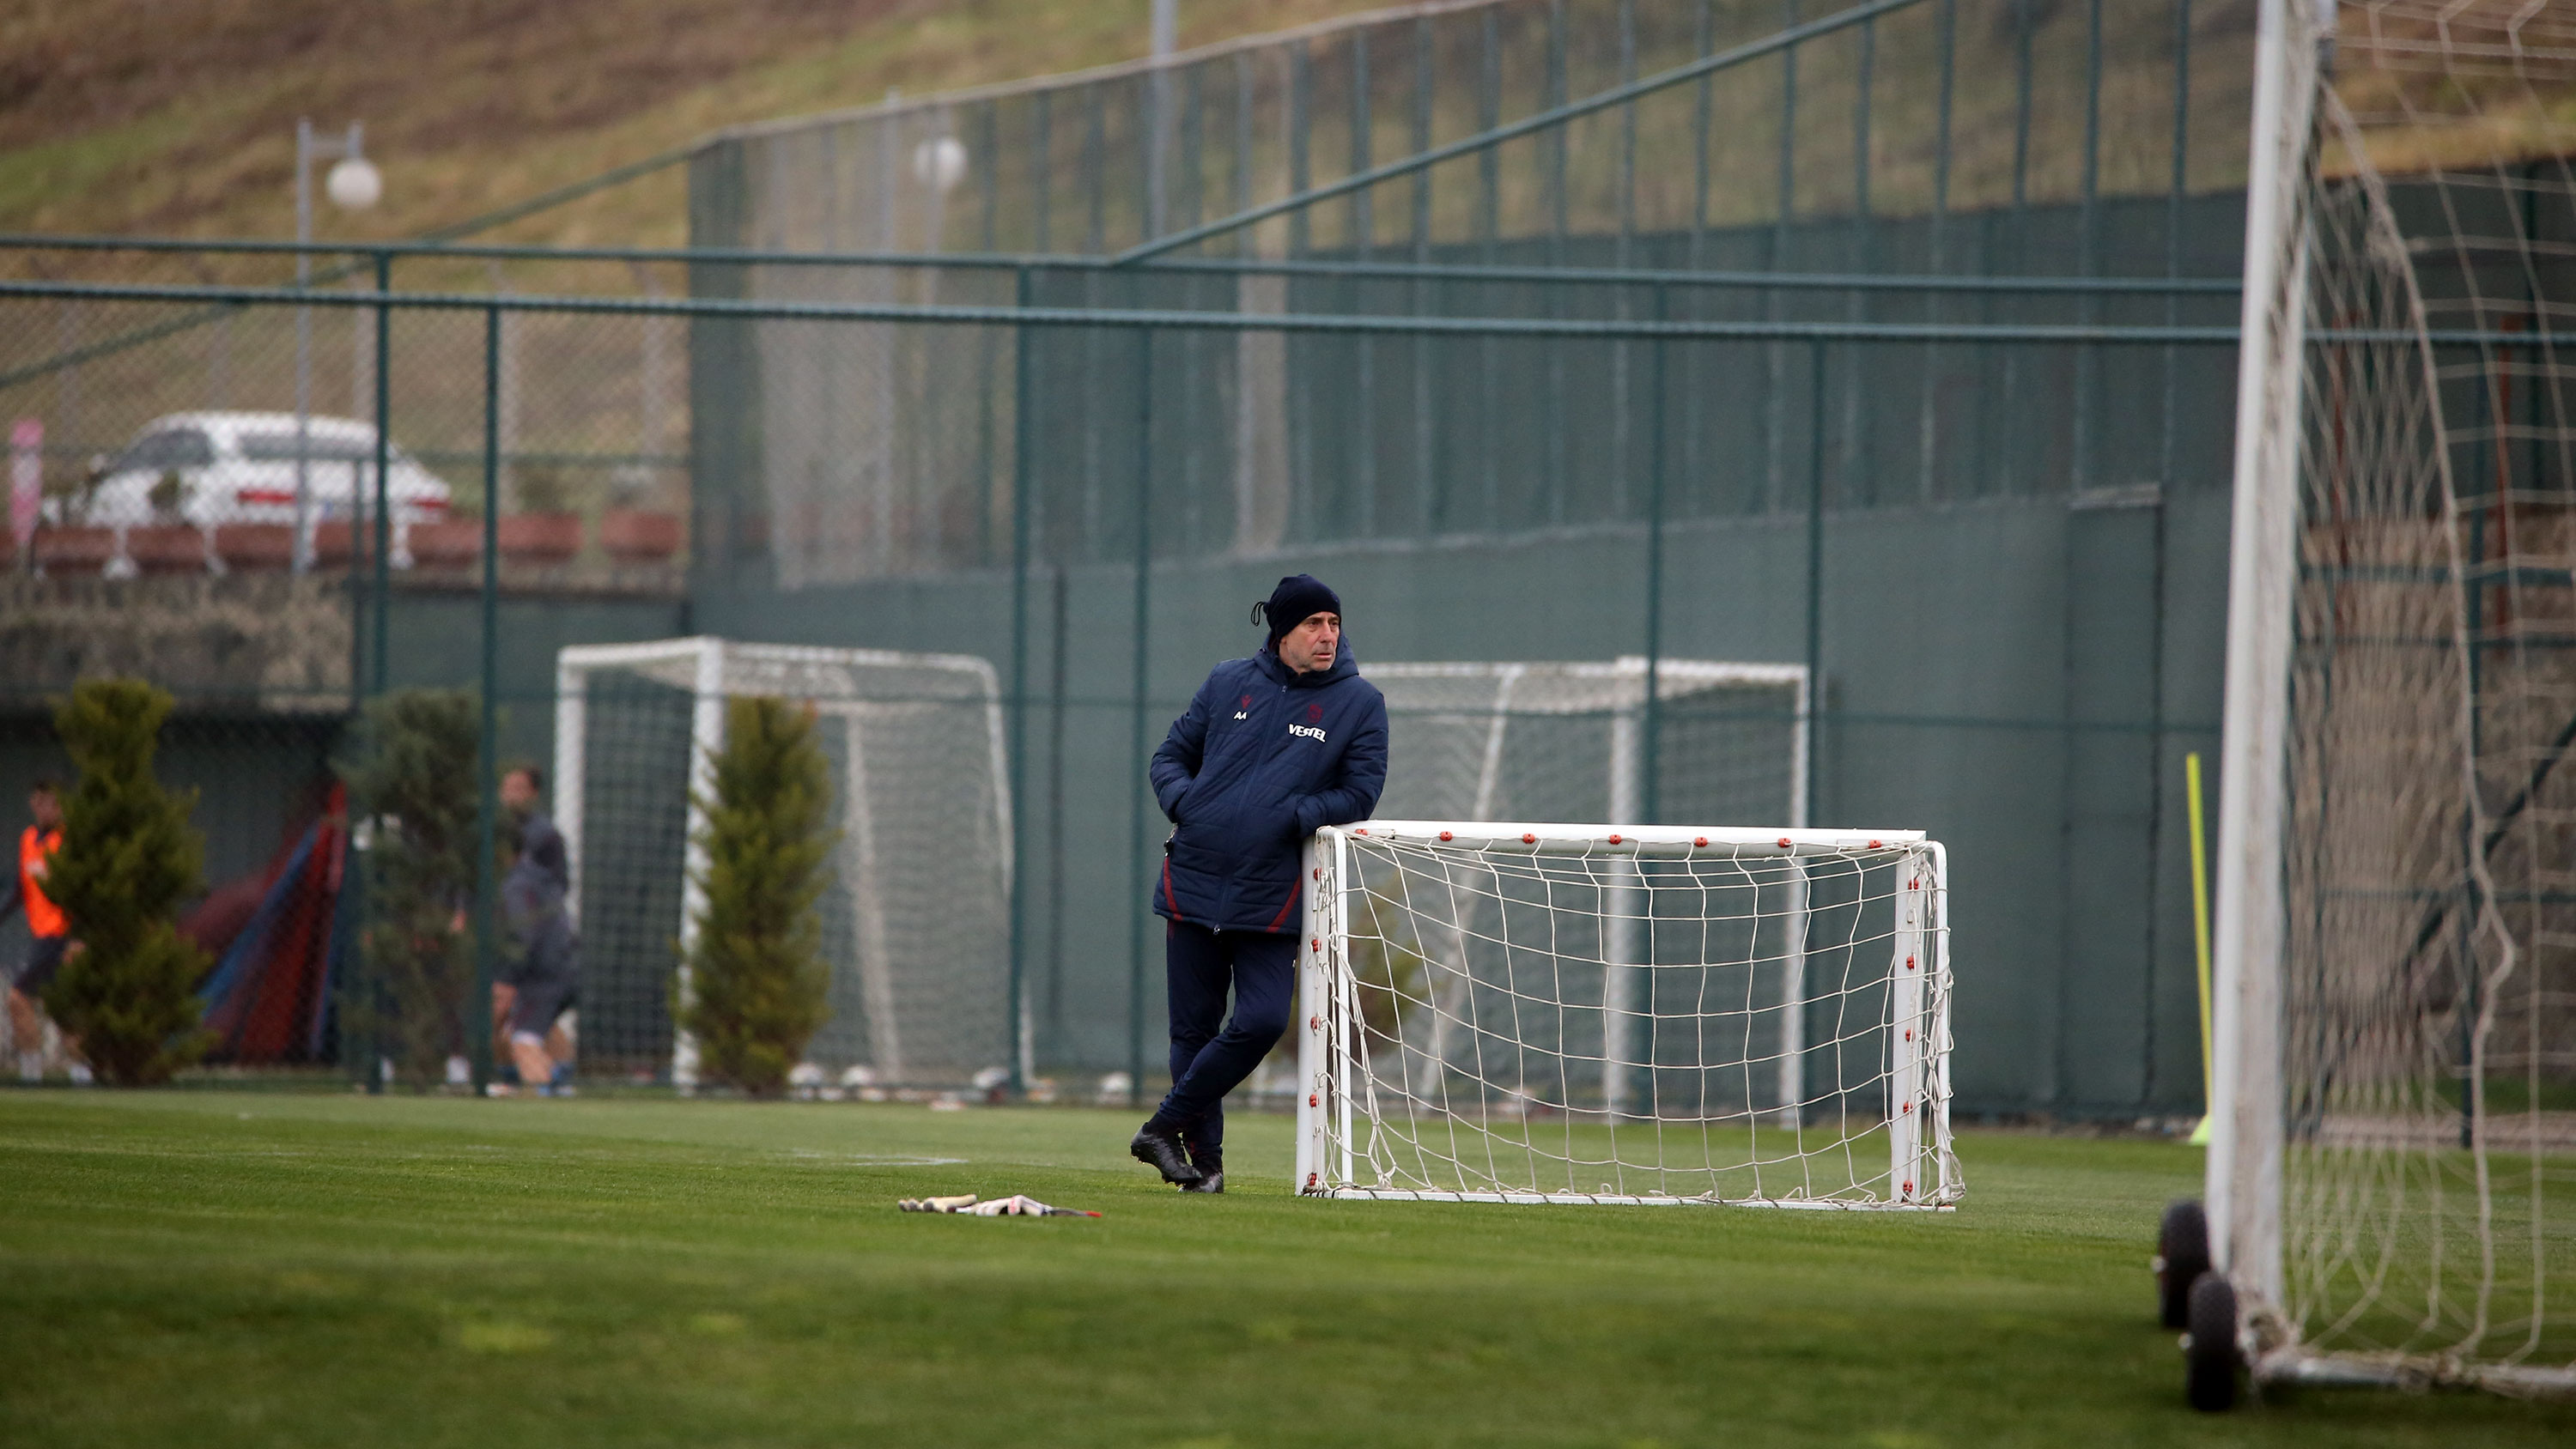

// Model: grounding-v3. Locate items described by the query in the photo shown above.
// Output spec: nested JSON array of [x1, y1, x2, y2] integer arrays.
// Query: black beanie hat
[[1254, 573, 1341, 649]]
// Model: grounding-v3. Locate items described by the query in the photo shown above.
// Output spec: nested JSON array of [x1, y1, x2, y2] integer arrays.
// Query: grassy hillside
[[6, 1, 2555, 262], [0, 0, 1399, 252]]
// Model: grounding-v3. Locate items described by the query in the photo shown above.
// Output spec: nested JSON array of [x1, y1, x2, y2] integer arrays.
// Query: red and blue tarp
[[194, 783, 348, 1064]]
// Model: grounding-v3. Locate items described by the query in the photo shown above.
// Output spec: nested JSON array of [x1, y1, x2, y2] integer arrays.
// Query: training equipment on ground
[[2199, 0, 2574, 1404], [1366, 659, 1808, 830], [898, 1193, 1099, 1217], [555, 637, 1019, 1090], [1296, 822, 1956, 1208]]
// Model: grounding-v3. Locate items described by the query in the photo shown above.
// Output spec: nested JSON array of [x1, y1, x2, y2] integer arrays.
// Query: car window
[[112, 428, 216, 472], [238, 431, 377, 464]]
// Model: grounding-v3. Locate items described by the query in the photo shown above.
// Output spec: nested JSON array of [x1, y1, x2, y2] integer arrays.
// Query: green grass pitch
[[3, 1091, 2571, 1447]]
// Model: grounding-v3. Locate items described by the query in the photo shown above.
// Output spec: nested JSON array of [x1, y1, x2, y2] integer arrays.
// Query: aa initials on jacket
[[1151, 640, 1389, 933]]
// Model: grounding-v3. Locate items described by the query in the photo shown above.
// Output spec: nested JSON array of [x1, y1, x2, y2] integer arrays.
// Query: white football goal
[[553, 637, 1020, 1090], [1296, 822, 1956, 1208], [2193, 0, 2575, 1406]]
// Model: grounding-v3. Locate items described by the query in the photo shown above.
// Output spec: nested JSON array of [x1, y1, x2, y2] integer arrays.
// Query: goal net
[[2210, 0, 2575, 1393], [1297, 822, 1956, 1208], [1366, 660, 1809, 830], [554, 637, 1019, 1090]]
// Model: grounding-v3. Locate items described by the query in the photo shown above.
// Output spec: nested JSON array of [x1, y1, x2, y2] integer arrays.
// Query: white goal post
[[1296, 822, 1957, 1208], [2205, 0, 2576, 1399], [553, 636, 1021, 1090]]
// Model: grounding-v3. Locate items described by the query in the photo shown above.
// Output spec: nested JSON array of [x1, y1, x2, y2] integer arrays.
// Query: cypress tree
[[339, 689, 479, 1088], [679, 695, 836, 1097], [42, 679, 211, 1084]]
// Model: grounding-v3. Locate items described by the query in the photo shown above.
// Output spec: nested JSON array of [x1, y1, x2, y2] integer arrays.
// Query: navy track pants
[[1157, 919, 1297, 1154]]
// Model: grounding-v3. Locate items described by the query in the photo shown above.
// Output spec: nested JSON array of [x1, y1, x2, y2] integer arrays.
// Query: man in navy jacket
[[1130, 574, 1388, 1191]]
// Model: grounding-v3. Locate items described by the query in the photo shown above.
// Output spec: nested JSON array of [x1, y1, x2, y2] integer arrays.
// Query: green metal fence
[[20, 0, 2550, 1116], [0, 257, 2247, 1112]]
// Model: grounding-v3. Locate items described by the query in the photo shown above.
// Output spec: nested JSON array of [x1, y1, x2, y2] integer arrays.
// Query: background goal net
[[2211, 0, 2575, 1392], [1297, 822, 1955, 1208], [1367, 659, 1809, 830], [555, 638, 1018, 1090]]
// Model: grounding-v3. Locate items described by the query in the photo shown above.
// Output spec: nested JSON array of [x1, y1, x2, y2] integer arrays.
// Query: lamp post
[[293, 118, 381, 571], [1146, 0, 1176, 237]]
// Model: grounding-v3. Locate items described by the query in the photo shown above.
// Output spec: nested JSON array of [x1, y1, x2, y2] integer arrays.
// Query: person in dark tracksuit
[[490, 765, 579, 1096], [1129, 574, 1388, 1192]]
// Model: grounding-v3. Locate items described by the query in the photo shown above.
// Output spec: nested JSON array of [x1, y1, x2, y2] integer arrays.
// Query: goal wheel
[[2153, 1198, 2209, 1328], [2181, 1271, 2239, 1412]]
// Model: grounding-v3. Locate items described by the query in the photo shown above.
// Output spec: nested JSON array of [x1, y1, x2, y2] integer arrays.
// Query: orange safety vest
[[17, 825, 64, 939]]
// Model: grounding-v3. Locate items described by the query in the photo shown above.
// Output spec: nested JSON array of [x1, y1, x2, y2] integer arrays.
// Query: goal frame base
[[2252, 1349, 2576, 1400], [1309, 1186, 1958, 1210]]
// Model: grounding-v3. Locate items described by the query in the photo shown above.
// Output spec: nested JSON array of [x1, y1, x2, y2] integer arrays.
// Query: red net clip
[[1306, 1173, 1319, 1189], [1521, 833, 1537, 845], [1312, 867, 1321, 881], [1693, 836, 1708, 848], [1607, 833, 1623, 846], [1307, 1093, 1318, 1107], [1902, 1100, 1913, 1114], [1354, 828, 1368, 835], [1906, 955, 1917, 970], [1902, 1179, 1915, 1196], [1777, 836, 1793, 849], [1904, 1028, 1915, 1042], [1311, 937, 1321, 951], [1868, 839, 1882, 850], [1438, 830, 1453, 842]]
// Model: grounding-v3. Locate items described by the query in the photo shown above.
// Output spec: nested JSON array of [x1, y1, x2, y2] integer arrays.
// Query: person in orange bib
[[3, 779, 72, 1082]]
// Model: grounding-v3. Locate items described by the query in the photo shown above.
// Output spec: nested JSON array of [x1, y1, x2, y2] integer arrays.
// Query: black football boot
[[1129, 1121, 1205, 1184], [1178, 1135, 1224, 1194]]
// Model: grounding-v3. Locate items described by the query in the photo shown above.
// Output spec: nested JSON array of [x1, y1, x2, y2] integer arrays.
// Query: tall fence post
[[372, 252, 393, 695], [1805, 339, 1826, 829], [1006, 265, 1033, 1093], [1127, 325, 1154, 1110], [470, 304, 502, 1095], [1643, 282, 1668, 825], [357, 249, 395, 1095]]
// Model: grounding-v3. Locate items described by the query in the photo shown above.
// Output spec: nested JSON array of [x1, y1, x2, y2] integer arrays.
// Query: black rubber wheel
[[2183, 1271, 2239, 1412], [2155, 1198, 2210, 1329]]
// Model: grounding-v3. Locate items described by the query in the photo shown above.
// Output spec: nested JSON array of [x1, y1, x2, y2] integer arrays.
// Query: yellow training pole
[[2187, 752, 2215, 1145]]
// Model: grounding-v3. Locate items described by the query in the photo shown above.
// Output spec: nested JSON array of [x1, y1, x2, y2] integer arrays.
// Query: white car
[[76, 411, 453, 568]]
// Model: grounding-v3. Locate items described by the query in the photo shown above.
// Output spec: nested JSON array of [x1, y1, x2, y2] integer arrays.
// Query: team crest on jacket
[[1234, 694, 1251, 720], [1308, 703, 1323, 722]]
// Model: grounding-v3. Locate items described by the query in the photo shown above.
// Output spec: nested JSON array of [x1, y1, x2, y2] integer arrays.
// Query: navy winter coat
[[1151, 640, 1389, 933]]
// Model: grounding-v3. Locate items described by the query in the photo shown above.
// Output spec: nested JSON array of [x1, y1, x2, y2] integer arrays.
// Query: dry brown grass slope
[[0, 0, 1398, 247]]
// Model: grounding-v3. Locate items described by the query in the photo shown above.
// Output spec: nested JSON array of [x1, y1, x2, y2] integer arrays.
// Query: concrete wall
[[0, 578, 686, 974]]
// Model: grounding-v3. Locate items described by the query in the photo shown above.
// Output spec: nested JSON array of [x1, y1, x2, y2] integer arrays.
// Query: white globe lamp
[[910, 137, 968, 196], [325, 155, 383, 211]]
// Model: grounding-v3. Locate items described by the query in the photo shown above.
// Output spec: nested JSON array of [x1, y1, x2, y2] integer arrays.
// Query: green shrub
[[41, 679, 211, 1085], [340, 689, 478, 1088], [678, 696, 836, 1097]]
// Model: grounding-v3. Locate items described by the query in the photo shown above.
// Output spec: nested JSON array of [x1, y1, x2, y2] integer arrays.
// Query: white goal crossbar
[[1297, 822, 1957, 1209]]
